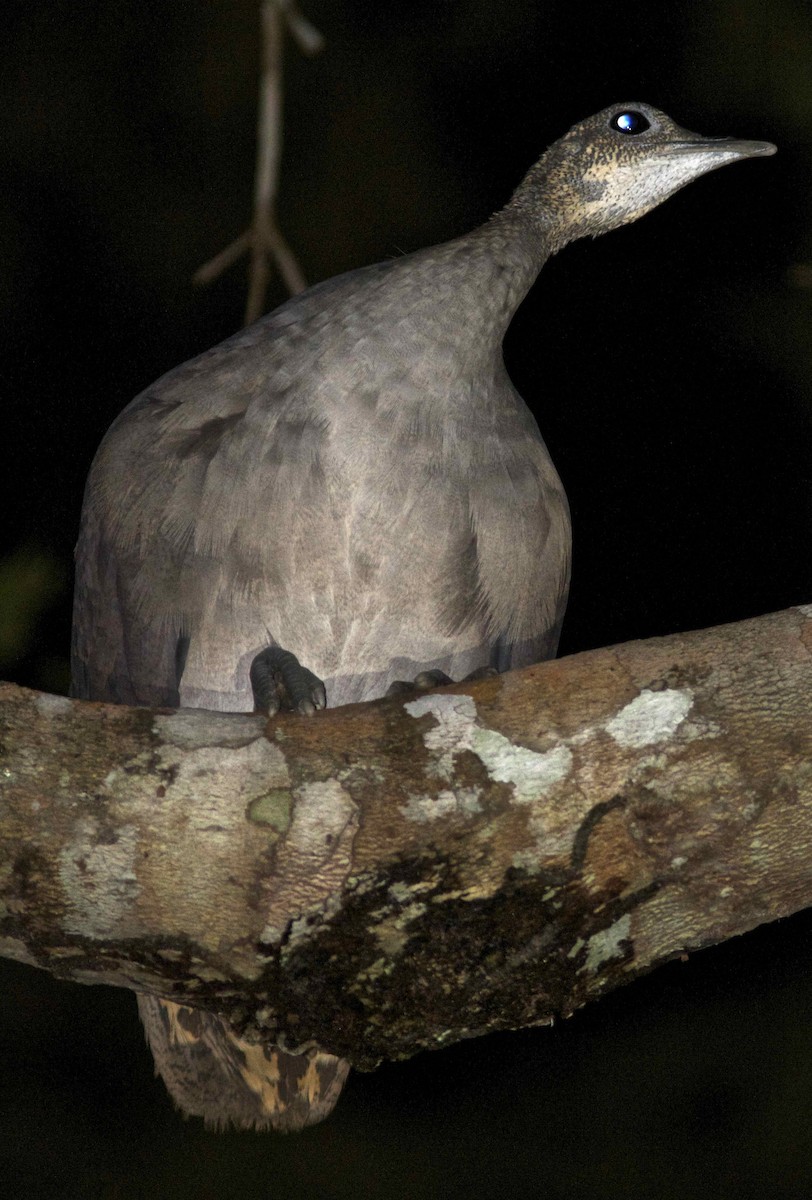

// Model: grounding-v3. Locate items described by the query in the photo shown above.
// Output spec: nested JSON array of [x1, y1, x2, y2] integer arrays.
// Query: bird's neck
[[497, 139, 599, 249], [414, 209, 558, 360], [424, 153, 590, 361], [475, 209, 557, 317]]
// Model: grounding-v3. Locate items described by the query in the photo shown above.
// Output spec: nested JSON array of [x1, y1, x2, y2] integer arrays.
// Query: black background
[[2, 1, 811, 1197]]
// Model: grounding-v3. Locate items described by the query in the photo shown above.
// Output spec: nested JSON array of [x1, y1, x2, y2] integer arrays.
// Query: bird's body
[[71, 103, 774, 1130], [72, 228, 569, 715]]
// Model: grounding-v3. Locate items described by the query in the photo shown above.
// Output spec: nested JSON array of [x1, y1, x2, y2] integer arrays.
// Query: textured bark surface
[[1, 605, 810, 1070]]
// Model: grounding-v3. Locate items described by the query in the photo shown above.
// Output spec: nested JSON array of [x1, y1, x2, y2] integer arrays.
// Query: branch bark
[[1, 605, 810, 1070]]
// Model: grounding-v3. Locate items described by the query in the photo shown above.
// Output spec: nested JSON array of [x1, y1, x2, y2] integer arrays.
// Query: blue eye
[[611, 110, 650, 135]]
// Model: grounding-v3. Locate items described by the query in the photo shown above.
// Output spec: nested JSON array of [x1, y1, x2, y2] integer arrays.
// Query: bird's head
[[513, 102, 776, 243]]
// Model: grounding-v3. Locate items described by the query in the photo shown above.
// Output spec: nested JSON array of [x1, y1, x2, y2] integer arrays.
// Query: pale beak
[[670, 134, 777, 161]]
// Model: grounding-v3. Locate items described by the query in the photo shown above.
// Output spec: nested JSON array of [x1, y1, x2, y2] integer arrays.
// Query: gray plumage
[[71, 102, 774, 1130]]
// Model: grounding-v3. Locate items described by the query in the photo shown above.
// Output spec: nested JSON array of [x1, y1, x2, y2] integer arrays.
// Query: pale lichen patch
[[429, 888, 470, 904], [404, 693, 478, 779], [399, 788, 482, 823], [58, 818, 141, 939], [405, 693, 574, 805], [388, 881, 413, 904], [373, 901, 428, 958], [388, 879, 438, 903], [356, 955, 395, 986], [511, 848, 543, 873], [680, 716, 722, 742], [33, 693, 72, 717], [474, 738, 572, 804], [582, 914, 632, 974], [345, 871, 382, 897], [605, 688, 694, 748]]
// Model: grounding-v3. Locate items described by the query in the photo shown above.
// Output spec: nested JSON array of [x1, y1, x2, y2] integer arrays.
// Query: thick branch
[[0, 606, 810, 1069]]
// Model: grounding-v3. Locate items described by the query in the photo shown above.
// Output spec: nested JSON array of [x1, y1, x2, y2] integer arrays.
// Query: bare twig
[[192, 232, 251, 288], [193, 0, 323, 324]]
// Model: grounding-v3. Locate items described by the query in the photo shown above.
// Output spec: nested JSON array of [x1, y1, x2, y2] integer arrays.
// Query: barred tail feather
[[137, 995, 350, 1132]]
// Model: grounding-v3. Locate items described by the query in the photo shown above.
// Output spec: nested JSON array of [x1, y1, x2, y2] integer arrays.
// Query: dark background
[[2, 1, 811, 1197]]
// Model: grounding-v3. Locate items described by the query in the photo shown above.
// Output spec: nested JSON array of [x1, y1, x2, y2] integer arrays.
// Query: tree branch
[[0, 605, 810, 1069]]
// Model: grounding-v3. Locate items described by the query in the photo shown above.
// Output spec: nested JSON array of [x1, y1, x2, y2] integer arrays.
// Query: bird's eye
[[611, 110, 650, 135]]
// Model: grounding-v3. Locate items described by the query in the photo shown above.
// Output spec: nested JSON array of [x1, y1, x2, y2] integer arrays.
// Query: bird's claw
[[385, 664, 498, 698], [249, 646, 327, 716]]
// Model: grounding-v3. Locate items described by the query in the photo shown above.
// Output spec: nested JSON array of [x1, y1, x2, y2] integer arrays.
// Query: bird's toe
[[250, 646, 327, 716]]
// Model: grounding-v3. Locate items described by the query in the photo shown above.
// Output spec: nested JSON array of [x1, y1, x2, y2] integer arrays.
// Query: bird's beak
[[669, 134, 777, 161]]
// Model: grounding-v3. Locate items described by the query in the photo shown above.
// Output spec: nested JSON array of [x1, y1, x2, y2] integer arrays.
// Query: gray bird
[[71, 102, 775, 1130]]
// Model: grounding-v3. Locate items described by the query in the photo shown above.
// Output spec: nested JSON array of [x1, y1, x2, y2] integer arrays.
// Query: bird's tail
[[137, 994, 350, 1132]]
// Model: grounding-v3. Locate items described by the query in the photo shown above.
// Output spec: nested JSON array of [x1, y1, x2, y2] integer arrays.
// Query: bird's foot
[[249, 646, 327, 716], [385, 664, 498, 698]]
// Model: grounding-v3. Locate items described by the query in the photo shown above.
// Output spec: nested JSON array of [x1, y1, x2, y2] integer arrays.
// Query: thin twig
[[193, 0, 323, 324], [193, 232, 251, 287]]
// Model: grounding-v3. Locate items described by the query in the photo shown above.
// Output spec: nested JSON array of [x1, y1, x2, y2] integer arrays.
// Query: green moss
[[247, 789, 292, 834]]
